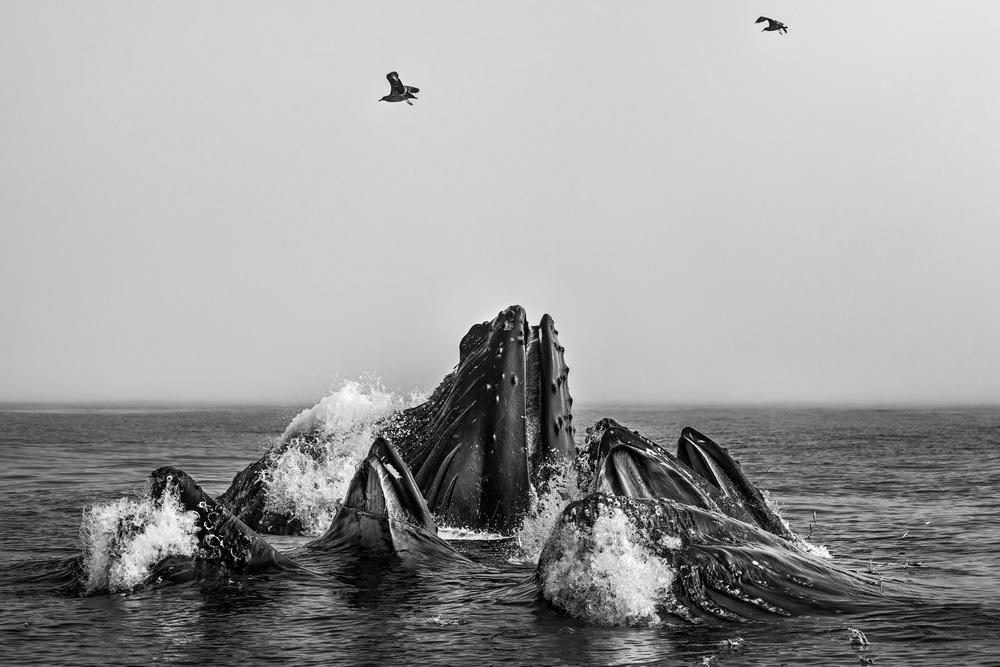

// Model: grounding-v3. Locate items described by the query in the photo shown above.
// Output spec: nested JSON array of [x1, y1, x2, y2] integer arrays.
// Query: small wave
[[80, 487, 199, 594], [262, 378, 424, 536]]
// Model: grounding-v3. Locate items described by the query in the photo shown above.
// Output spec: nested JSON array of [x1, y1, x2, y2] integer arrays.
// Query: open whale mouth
[[309, 438, 467, 560], [578, 420, 793, 539], [579, 419, 719, 510], [342, 437, 435, 532], [676, 427, 793, 539]]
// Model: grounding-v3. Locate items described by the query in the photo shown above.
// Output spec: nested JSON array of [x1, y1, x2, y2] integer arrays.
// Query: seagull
[[755, 16, 788, 34], [379, 71, 420, 105]]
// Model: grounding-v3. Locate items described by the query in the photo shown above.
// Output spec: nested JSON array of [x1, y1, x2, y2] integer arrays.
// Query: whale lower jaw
[[308, 438, 468, 562], [676, 427, 794, 539]]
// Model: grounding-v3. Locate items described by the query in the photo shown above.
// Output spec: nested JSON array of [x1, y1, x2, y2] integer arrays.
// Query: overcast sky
[[2, 1, 998, 405]]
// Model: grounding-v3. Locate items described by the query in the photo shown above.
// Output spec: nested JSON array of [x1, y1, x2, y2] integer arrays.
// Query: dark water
[[2, 404, 999, 666]]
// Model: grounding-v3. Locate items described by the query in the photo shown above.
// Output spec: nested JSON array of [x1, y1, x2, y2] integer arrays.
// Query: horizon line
[[1, 398, 997, 410]]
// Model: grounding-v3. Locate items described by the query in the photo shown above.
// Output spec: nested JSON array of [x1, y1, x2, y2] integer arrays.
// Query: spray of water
[[262, 377, 423, 535], [513, 459, 584, 563], [80, 487, 199, 594], [760, 489, 832, 558], [539, 506, 678, 627]]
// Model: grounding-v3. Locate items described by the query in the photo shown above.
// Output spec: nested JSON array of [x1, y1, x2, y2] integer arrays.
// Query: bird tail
[[406, 86, 420, 94]]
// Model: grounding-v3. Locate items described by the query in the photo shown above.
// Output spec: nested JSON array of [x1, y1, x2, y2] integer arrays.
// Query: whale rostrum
[[382, 305, 575, 534]]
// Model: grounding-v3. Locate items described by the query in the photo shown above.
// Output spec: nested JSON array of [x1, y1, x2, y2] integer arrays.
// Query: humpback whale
[[218, 305, 575, 537], [145, 467, 301, 576], [307, 437, 468, 562], [69, 442, 462, 595], [33, 305, 917, 630], [576, 419, 795, 540], [536, 420, 886, 624], [382, 305, 575, 534], [76, 467, 302, 594], [538, 492, 883, 625]]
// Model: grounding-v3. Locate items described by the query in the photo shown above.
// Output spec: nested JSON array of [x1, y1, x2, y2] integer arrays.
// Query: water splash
[[539, 506, 678, 626], [796, 537, 832, 558], [438, 527, 508, 541], [513, 459, 583, 563], [761, 489, 831, 558], [262, 377, 423, 535], [80, 487, 199, 594]]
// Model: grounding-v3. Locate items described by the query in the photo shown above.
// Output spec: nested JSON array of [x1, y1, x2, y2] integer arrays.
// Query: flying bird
[[379, 71, 420, 105], [755, 16, 788, 34]]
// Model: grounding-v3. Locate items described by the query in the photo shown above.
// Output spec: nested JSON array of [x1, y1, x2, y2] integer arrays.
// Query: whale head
[[309, 437, 465, 560], [381, 305, 576, 535], [576, 419, 793, 540]]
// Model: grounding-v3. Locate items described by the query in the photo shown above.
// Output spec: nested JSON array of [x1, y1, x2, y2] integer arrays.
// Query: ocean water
[[1, 401, 999, 666]]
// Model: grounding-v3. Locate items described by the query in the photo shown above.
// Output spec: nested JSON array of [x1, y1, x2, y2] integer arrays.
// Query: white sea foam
[[797, 538, 832, 559], [512, 459, 583, 563], [262, 377, 423, 536], [80, 488, 199, 594], [539, 507, 677, 626], [280, 376, 409, 442], [437, 527, 509, 541], [761, 489, 832, 558]]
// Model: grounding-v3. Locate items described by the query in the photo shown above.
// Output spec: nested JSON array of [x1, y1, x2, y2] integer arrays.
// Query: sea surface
[[1, 402, 998, 666]]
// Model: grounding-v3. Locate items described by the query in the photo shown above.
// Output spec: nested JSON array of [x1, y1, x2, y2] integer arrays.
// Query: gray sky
[[2, 1, 998, 405]]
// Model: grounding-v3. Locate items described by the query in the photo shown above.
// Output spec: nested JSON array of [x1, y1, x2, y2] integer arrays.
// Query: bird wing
[[755, 16, 771, 24], [386, 71, 405, 96]]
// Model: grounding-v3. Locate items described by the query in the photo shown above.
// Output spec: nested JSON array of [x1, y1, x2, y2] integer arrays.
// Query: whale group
[[69, 305, 892, 625]]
